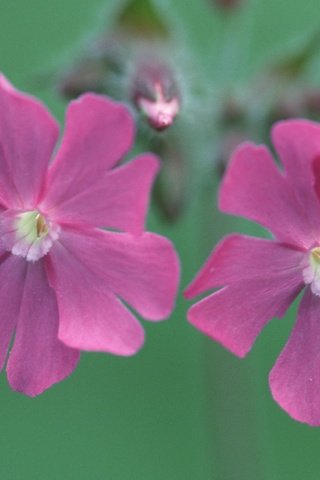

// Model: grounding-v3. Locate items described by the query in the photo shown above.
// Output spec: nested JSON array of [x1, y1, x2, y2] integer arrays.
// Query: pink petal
[[272, 119, 320, 193], [41, 94, 135, 219], [187, 274, 303, 358], [6, 261, 80, 397], [269, 289, 320, 425], [313, 155, 320, 199], [219, 143, 320, 248], [48, 226, 179, 322], [0, 253, 27, 371], [42, 153, 159, 234], [185, 234, 305, 298], [272, 120, 320, 229], [0, 75, 59, 209], [46, 239, 145, 356]]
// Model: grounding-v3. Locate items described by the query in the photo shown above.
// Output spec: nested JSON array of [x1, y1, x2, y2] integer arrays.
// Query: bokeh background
[[1, 1, 320, 479]]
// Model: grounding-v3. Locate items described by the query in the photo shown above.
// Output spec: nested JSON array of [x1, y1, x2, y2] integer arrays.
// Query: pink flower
[[185, 120, 320, 425], [0, 75, 179, 397]]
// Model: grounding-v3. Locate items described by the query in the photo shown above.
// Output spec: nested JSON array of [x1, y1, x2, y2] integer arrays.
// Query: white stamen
[[303, 247, 320, 296], [0, 210, 59, 262]]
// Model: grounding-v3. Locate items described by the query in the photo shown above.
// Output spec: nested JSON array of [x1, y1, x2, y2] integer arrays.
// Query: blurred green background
[[1, 1, 320, 479]]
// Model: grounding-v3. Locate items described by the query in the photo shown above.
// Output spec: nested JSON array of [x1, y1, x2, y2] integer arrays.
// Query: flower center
[[303, 246, 320, 296], [0, 210, 60, 262]]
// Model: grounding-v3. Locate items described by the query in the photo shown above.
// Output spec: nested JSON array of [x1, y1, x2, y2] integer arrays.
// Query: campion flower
[[185, 119, 320, 425], [0, 75, 179, 397]]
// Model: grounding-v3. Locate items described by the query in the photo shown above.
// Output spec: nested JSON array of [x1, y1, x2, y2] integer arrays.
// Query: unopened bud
[[131, 59, 180, 131], [268, 96, 302, 124], [219, 97, 245, 126], [216, 131, 250, 177], [57, 34, 125, 100], [58, 58, 107, 99], [151, 136, 187, 221], [302, 89, 320, 115]]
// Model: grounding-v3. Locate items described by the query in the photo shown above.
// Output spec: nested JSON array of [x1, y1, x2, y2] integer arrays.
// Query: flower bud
[[216, 131, 250, 177], [131, 58, 180, 131], [151, 136, 187, 221], [57, 34, 125, 99], [302, 89, 320, 116]]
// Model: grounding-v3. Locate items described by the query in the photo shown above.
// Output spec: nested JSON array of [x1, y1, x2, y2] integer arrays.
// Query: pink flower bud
[[131, 59, 180, 131]]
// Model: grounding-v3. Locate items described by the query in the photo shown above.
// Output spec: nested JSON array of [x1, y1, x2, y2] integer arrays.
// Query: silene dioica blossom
[[0, 75, 179, 396], [186, 120, 320, 425]]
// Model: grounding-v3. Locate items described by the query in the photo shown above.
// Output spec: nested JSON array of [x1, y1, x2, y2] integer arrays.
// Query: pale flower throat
[[1, 210, 60, 262], [303, 247, 320, 296]]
